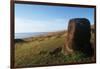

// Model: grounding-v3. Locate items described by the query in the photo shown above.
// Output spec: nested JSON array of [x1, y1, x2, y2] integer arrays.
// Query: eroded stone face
[[63, 18, 93, 57]]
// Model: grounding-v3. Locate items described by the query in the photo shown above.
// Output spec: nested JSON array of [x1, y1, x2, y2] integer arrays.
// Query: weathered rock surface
[[63, 18, 93, 57]]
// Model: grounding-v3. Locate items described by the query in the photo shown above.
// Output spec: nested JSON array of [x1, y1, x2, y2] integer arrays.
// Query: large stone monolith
[[63, 18, 93, 57]]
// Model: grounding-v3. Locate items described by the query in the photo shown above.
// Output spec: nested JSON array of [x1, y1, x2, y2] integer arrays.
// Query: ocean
[[15, 32, 47, 39]]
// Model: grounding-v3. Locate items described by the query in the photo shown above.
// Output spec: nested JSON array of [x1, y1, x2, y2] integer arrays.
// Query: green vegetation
[[15, 31, 94, 67]]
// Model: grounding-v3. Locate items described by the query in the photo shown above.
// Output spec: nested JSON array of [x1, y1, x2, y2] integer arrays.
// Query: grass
[[14, 31, 95, 67]]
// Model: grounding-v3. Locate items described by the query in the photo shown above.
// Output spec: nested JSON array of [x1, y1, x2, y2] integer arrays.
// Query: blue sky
[[15, 4, 94, 33]]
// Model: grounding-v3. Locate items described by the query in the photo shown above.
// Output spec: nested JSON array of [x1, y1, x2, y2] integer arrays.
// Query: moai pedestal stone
[[63, 18, 93, 57]]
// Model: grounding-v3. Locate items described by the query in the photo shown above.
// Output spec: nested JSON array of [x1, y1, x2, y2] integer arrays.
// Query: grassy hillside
[[15, 30, 95, 67]]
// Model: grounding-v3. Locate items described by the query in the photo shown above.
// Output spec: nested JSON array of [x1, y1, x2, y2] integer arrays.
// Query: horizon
[[15, 29, 67, 34], [15, 4, 95, 33]]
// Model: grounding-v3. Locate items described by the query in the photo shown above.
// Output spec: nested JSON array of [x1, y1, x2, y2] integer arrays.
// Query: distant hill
[[15, 24, 95, 43], [91, 24, 95, 29], [91, 24, 95, 33]]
